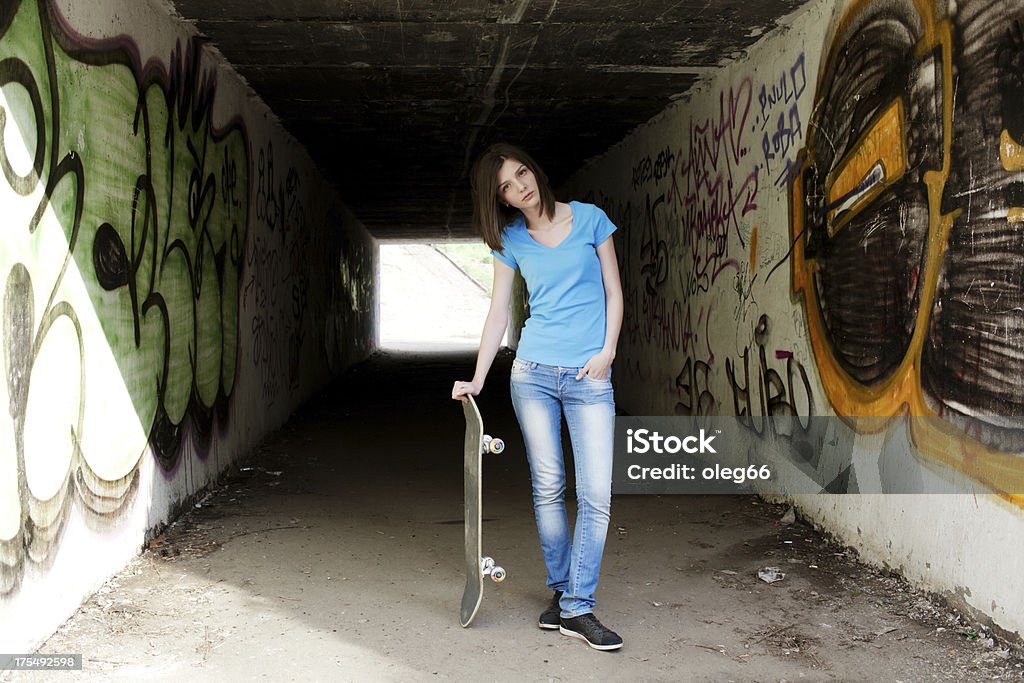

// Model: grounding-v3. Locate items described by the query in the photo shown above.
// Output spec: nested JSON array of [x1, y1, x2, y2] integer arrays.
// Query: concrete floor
[[10, 350, 1024, 682]]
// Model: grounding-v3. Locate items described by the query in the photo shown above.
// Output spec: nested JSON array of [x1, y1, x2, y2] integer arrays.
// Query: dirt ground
[[7, 349, 1023, 682]]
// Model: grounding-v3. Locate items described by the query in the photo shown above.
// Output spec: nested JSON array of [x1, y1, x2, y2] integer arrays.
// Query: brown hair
[[470, 143, 556, 251]]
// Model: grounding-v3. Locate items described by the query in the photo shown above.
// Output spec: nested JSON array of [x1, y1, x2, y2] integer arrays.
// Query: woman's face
[[496, 158, 540, 211]]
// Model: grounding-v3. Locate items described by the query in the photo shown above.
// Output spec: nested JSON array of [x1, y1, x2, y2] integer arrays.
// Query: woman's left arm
[[577, 236, 623, 380]]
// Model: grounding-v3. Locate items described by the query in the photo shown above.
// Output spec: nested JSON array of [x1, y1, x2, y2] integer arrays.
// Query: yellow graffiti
[[749, 226, 759, 274], [790, 0, 1024, 504], [999, 129, 1024, 172], [827, 100, 907, 234]]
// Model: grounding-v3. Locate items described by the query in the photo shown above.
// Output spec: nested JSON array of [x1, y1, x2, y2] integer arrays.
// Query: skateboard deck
[[460, 395, 505, 627]]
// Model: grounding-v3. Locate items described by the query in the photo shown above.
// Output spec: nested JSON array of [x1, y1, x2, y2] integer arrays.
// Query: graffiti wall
[[563, 0, 1024, 639], [791, 0, 1024, 500], [563, 6, 824, 436], [0, 0, 375, 649]]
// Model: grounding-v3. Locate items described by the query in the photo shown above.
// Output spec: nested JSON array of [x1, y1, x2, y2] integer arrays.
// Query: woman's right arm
[[451, 258, 516, 400]]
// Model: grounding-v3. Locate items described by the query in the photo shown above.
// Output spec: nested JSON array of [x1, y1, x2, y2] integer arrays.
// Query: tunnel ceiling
[[169, 0, 813, 240]]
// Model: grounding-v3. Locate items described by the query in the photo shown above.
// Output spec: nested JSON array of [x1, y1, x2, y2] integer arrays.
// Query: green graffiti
[[0, 0, 249, 595]]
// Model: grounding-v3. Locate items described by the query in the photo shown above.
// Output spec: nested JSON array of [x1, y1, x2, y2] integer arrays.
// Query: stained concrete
[[165, 0, 817, 238], [8, 350, 1023, 682]]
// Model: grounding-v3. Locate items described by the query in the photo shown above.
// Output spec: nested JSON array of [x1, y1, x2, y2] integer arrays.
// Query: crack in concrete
[[445, 0, 534, 236]]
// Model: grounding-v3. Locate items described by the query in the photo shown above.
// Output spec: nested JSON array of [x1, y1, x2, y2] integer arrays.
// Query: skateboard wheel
[[489, 438, 505, 454], [491, 566, 506, 582]]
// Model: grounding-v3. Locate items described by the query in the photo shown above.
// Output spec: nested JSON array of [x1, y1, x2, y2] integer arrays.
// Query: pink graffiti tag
[[670, 78, 758, 294]]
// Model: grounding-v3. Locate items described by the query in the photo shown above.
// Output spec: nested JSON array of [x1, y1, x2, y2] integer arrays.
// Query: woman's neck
[[524, 201, 566, 231]]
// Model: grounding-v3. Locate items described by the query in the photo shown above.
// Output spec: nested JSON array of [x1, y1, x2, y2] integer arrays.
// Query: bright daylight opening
[[378, 242, 494, 350]]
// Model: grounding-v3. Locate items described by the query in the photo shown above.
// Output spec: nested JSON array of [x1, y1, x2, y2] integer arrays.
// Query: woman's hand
[[576, 351, 614, 380], [452, 380, 482, 401]]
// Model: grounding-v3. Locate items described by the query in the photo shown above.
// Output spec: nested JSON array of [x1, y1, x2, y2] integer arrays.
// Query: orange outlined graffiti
[[790, 0, 1024, 502]]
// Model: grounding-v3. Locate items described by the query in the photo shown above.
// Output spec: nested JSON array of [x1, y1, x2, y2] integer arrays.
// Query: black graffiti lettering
[[757, 52, 807, 130], [639, 291, 683, 352], [653, 147, 675, 183], [675, 356, 718, 416], [256, 142, 279, 229], [726, 346, 763, 434], [631, 156, 652, 190], [0, 57, 45, 194], [728, 316, 814, 436]]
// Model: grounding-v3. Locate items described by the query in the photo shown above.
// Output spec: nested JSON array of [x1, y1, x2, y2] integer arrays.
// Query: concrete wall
[[0, 0, 376, 650], [562, 0, 1024, 644]]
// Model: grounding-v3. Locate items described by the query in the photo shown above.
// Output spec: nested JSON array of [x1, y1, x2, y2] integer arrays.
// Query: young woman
[[451, 143, 624, 651]]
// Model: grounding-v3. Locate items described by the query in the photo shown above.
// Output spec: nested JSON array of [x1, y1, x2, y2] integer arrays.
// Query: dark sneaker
[[559, 613, 623, 651], [538, 590, 563, 629]]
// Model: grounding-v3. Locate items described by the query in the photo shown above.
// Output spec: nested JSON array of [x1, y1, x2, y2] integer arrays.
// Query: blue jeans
[[509, 357, 615, 618]]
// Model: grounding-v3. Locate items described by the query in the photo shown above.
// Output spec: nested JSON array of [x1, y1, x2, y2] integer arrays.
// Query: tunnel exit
[[378, 242, 493, 350]]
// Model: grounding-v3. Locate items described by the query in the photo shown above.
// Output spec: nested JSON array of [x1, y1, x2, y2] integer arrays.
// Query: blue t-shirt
[[492, 201, 617, 366]]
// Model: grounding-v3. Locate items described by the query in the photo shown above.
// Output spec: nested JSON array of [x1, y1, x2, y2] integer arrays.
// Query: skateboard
[[460, 394, 506, 628]]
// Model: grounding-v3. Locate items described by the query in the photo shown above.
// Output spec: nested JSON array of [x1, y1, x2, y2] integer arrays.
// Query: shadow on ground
[[17, 350, 1024, 682]]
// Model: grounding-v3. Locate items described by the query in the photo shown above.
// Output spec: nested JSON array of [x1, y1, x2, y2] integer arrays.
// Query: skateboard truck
[[482, 435, 504, 454], [480, 439, 505, 584], [481, 556, 506, 583]]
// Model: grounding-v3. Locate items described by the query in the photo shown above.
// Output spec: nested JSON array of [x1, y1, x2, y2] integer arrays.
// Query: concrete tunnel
[[2, 0, 1024, 678]]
